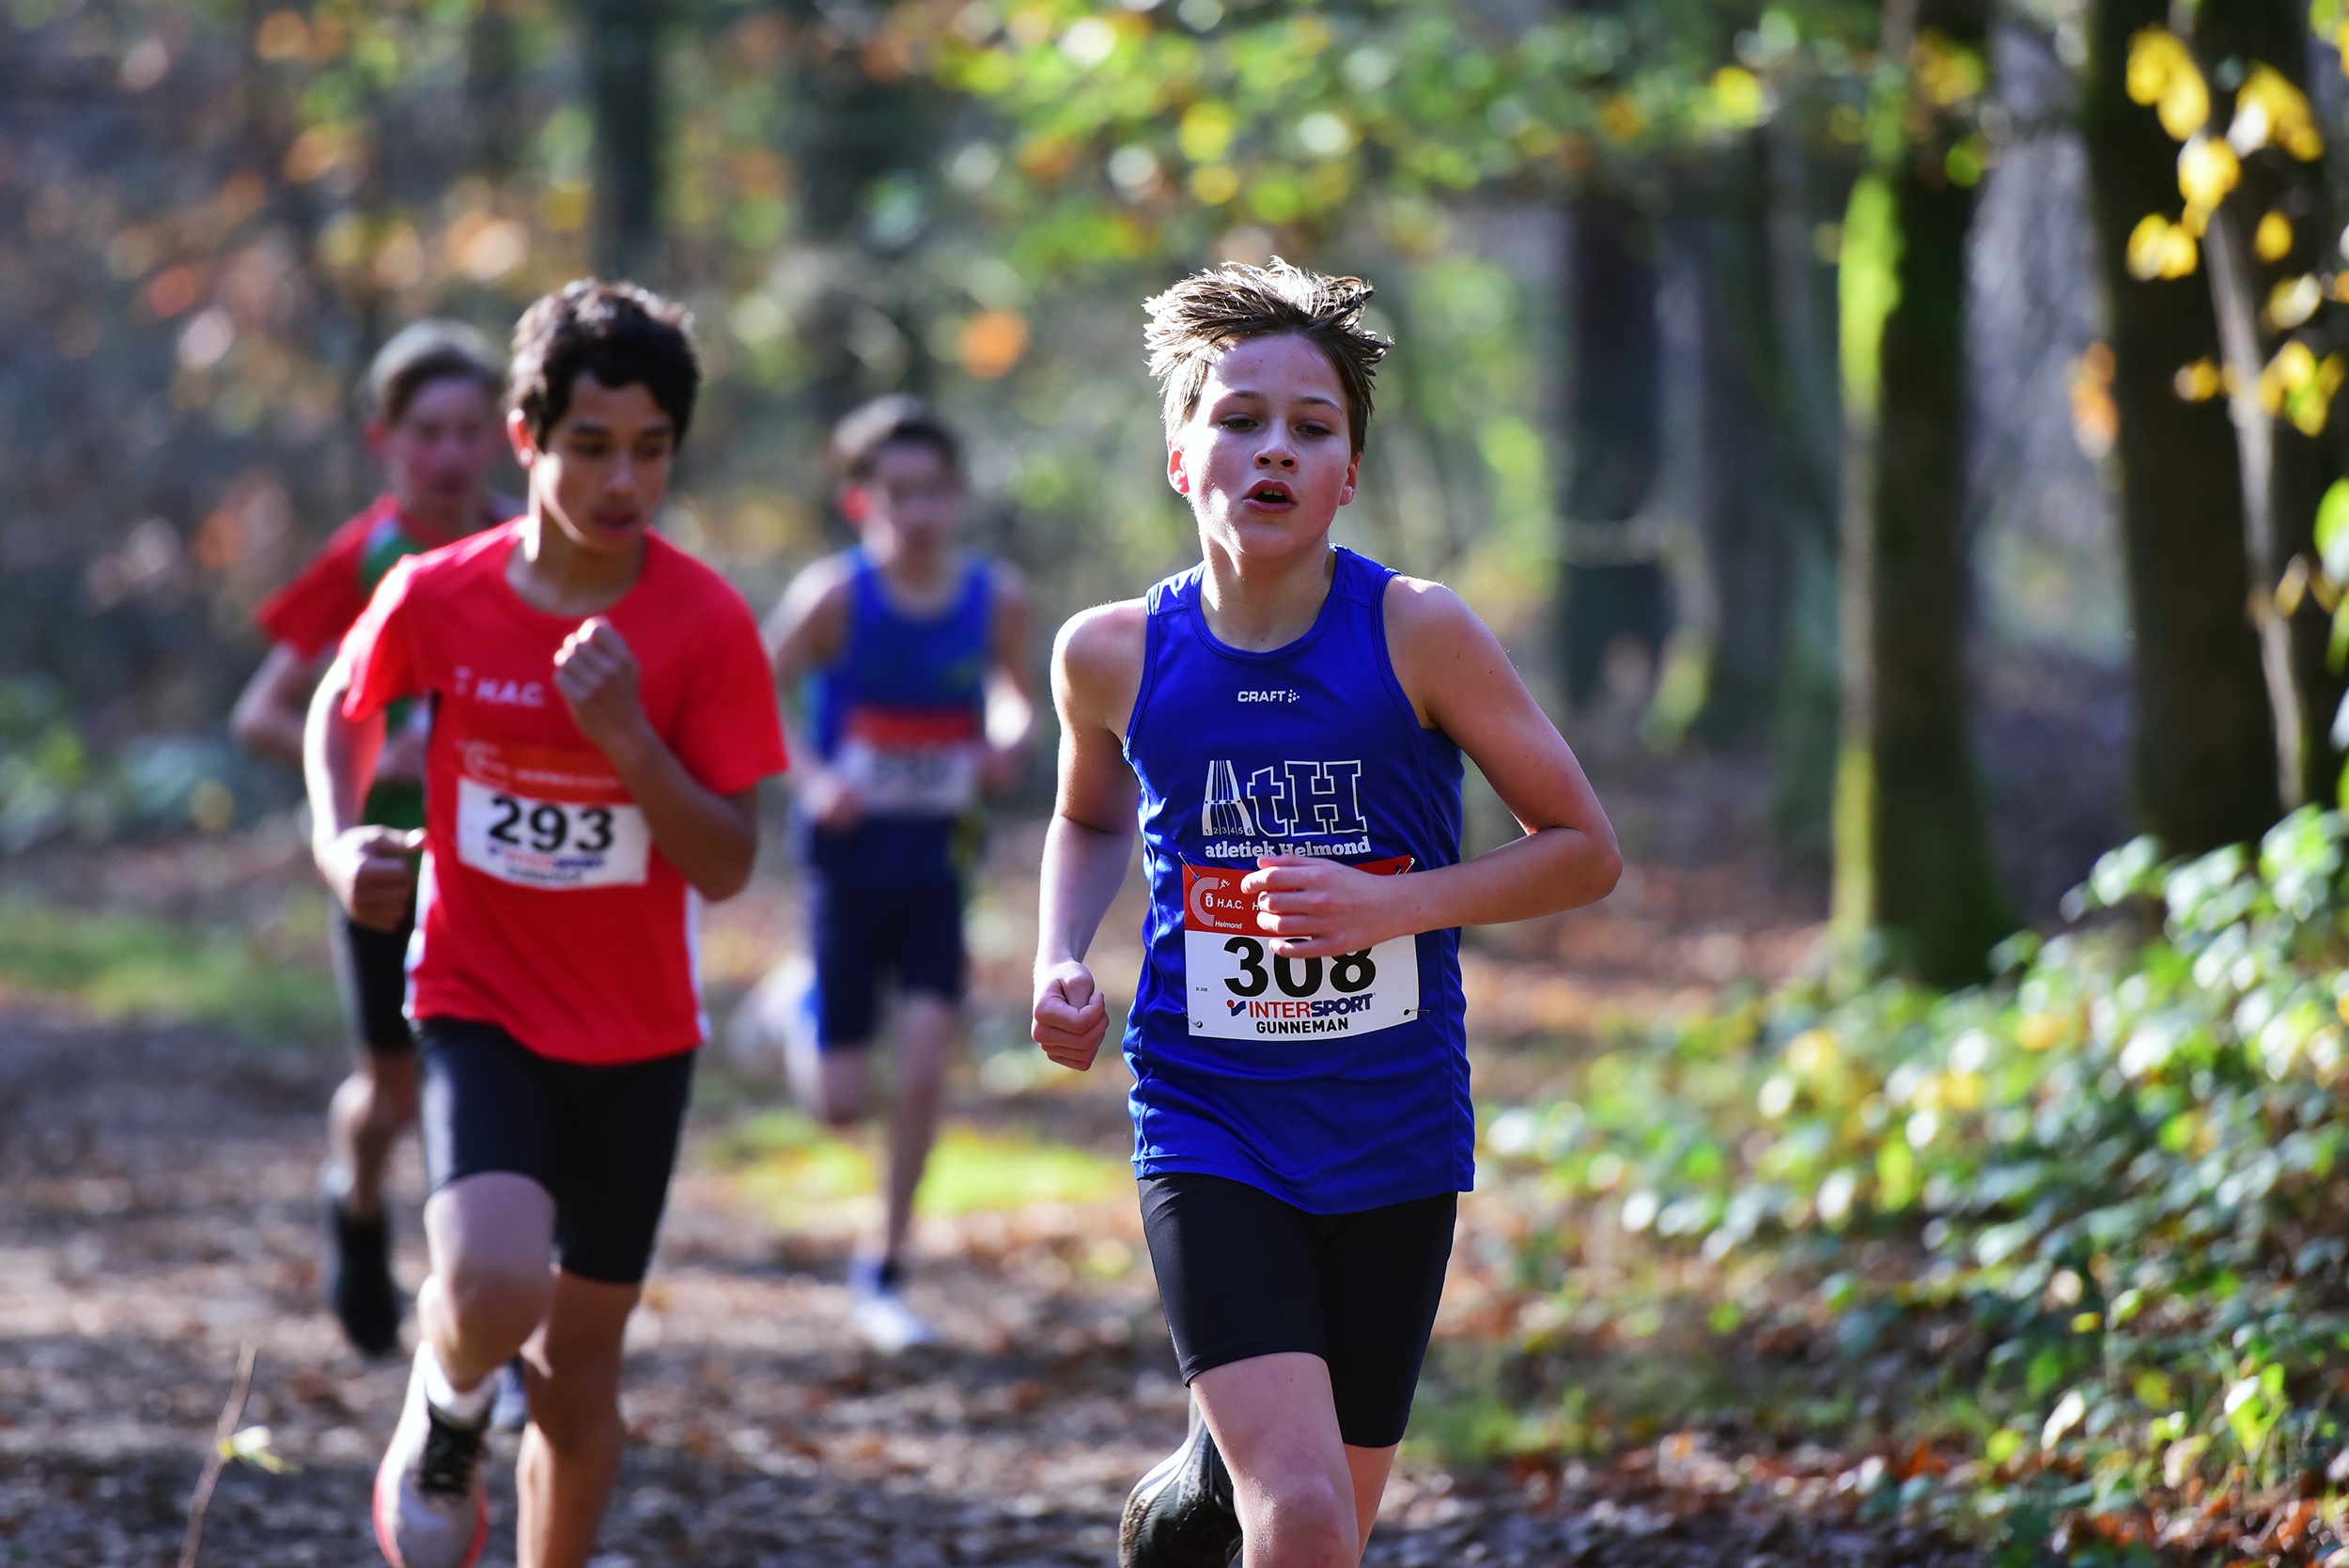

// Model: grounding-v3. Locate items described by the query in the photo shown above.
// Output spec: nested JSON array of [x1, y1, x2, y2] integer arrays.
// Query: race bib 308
[[454, 740, 649, 890], [1181, 859, 1419, 1039]]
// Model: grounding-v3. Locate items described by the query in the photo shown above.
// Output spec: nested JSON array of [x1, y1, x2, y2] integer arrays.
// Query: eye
[[1218, 413, 1256, 431]]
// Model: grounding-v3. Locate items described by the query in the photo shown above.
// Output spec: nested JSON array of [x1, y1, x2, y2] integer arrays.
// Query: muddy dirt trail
[[0, 995, 1986, 1567]]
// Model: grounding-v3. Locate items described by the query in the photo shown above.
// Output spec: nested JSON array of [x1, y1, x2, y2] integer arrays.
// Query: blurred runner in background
[[231, 320, 513, 1361], [753, 396, 1034, 1352]]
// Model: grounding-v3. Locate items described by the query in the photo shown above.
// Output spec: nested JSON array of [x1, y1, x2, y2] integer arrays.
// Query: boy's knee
[[1246, 1469, 1352, 1562], [442, 1259, 550, 1340]]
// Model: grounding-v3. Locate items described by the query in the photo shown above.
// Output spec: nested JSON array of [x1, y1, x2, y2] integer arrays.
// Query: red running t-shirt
[[254, 495, 478, 660], [339, 522, 787, 1064]]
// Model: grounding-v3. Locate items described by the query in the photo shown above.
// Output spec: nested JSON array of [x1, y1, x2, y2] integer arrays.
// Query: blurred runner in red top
[[229, 319, 512, 1361], [305, 281, 785, 1568]]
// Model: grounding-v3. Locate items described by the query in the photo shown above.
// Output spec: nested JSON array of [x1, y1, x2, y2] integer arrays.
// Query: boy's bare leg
[[880, 994, 956, 1262], [515, 1271, 639, 1568], [787, 994, 955, 1267], [327, 1050, 418, 1219], [1192, 1353, 1366, 1568], [417, 1172, 555, 1390], [1343, 1444, 1396, 1555]]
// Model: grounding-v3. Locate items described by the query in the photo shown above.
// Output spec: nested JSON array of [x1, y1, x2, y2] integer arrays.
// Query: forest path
[[0, 996, 1984, 1567]]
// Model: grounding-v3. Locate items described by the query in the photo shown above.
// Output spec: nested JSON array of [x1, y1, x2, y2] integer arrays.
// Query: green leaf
[[2318, 478, 2349, 582]]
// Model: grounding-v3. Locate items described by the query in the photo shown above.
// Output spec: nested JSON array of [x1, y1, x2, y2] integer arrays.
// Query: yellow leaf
[[1189, 164, 1238, 205], [2177, 136, 2239, 210], [1598, 95, 1644, 142], [1178, 102, 1236, 165], [1711, 66, 1766, 128], [2275, 339, 2319, 390], [2125, 27, 2192, 109], [2269, 275, 2322, 330], [2161, 69, 2211, 140], [2173, 358, 2224, 401], [2233, 66, 2322, 161], [2127, 214, 2173, 280], [2256, 210, 2295, 262], [2160, 226, 2200, 279]]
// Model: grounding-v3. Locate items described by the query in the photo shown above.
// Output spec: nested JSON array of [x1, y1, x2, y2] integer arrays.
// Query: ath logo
[[1237, 689, 1299, 704], [1200, 759, 1367, 837], [454, 667, 548, 708]]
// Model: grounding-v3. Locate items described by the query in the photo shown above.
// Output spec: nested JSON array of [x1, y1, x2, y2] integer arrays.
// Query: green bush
[[1483, 806, 2349, 1553]]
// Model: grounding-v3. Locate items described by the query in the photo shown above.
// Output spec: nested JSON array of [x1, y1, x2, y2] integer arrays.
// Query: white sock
[[420, 1343, 494, 1423]]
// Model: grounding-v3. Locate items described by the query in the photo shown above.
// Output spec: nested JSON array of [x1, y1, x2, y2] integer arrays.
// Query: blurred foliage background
[[3, 0, 2153, 939]]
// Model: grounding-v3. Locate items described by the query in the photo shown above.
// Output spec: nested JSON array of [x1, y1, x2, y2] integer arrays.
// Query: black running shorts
[[330, 902, 416, 1055], [1139, 1172, 1456, 1449], [417, 1018, 696, 1286], [808, 869, 966, 1048]]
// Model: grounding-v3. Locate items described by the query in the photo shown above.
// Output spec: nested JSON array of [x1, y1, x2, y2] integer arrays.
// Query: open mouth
[[1242, 480, 1295, 507]]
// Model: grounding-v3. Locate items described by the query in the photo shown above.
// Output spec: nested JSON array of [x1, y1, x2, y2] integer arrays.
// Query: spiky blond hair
[[1143, 258, 1390, 455]]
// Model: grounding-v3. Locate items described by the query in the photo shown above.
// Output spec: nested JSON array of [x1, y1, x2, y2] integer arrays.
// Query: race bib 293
[[1181, 858, 1419, 1039], [454, 739, 649, 890]]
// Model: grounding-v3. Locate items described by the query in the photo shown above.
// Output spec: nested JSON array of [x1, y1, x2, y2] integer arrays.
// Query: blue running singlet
[[803, 549, 993, 883], [1122, 547, 1471, 1213]]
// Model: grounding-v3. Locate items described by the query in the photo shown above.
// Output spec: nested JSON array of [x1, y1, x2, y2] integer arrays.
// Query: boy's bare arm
[[232, 644, 324, 766], [553, 618, 760, 902], [763, 557, 860, 827], [1031, 604, 1146, 1069], [305, 659, 417, 930], [1242, 580, 1621, 959], [982, 564, 1037, 786]]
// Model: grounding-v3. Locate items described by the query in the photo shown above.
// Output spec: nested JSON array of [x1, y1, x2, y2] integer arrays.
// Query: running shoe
[[322, 1167, 401, 1358], [848, 1256, 938, 1354], [489, 1356, 529, 1433], [1119, 1399, 1242, 1568], [373, 1347, 490, 1568]]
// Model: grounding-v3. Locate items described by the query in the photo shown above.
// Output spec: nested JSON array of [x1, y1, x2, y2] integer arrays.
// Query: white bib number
[[1179, 861, 1418, 1039], [456, 776, 649, 889], [837, 737, 980, 817], [1185, 929, 1419, 1039]]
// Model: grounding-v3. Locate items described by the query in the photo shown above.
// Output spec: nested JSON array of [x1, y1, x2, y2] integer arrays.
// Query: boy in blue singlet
[[1032, 261, 1622, 1568], [765, 397, 1034, 1352]]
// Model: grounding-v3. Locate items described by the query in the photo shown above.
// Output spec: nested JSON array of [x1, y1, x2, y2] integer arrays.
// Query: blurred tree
[[580, 0, 664, 281], [1559, 193, 1668, 712], [2084, 0, 2279, 852], [1831, 0, 2013, 984], [2188, 1, 2342, 812]]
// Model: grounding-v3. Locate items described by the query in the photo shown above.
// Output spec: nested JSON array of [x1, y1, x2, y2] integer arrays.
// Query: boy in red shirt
[[232, 319, 511, 1358], [306, 282, 786, 1568]]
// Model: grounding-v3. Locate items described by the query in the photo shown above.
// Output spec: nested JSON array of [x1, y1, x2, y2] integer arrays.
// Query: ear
[[1336, 451, 1360, 508], [1165, 439, 1191, 498], [837, 485, 869, 526], [362, 419, 391, 461], [504, 407, 539, 467]]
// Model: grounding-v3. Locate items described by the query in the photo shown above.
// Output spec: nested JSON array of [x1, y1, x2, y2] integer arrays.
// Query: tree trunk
[[580, 0, 661, 282], [2189, 2, 2341, 812], [1688, 140, 1788, 750], [1757, 119, 1850, 856], [1558, 194, 1667, 712], [1832, 0, 2012, 986], [2084, 0, 2287, 850]]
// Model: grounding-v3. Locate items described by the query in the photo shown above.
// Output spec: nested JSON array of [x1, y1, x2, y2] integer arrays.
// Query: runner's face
[[513, 376, 676, 556], [374, 376, 501, 520], [1168, 334, 1358, 560], [849, 442, 964, 561]]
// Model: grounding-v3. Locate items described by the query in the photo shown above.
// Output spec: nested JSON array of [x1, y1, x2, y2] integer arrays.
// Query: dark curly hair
[[508, 280, 701, 447], [1143, 258, 1390, 456]]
